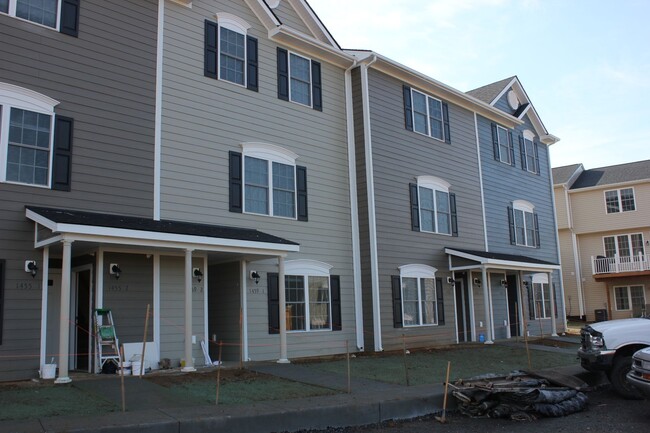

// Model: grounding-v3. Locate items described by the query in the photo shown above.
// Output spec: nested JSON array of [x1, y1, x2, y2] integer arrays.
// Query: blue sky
[[308, 0, 650, 170]]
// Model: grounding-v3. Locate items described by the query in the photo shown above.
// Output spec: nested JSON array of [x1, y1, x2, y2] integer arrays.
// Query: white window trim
[[288, 50, 313, 108], [496, 124, 511, 164], [602, 233, 644, 258], [214, 13, 251, 88], [613, 285, 646, 311], [0, 82, 59, 187], [604, 187, 636, 214], [513, 200, 536, 247], [1, 0, 62, 32], [241, 142, 298, 219], [416, 175, 452, 236], [411, 89, 445, 142], [284, 259, 333, 333], [398, 264, 439, 327]]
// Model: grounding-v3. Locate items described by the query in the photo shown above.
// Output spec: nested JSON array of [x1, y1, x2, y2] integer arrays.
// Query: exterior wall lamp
[[110, 264, 122, 279], [25, 260, 38, 278], [250, 271, 260, 284], [193, 268, 203, 283]]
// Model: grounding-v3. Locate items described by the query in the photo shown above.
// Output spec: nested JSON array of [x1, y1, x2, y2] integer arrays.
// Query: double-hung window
[[531, 283, 552, 319], [605, 188, 635, 213], [267, 260, 342, 334], [229, 143, 308, 220], [205, 14, 258, 91], [277, 48, 322, 111], [391, 264, 444, 328], [613, 285, 646, 312], [1, 0, 79, 36], [603, 233, 644, 259], [520, 130, 540, 174], [409, 176, 457, 236], [403, 86, 450, 143], [508, 200, 539, 247], [492, 124, 513, 165], [0, 82, 72, 190], [289, 53, 311, 106]]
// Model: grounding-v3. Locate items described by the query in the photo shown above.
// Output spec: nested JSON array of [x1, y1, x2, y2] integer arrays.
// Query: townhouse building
[[554, 160, 650, 322]]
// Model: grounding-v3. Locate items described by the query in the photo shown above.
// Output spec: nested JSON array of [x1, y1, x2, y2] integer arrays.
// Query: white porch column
[[182, 249, 196, 372], [481, 266, 493, 344], [241, 260, 249, 362], [278, 256, 289, 363], [549, 272, 558, 336], [518, 271, 526, 337], [39, 247, 50, 369], [55, 240, 73, 384]]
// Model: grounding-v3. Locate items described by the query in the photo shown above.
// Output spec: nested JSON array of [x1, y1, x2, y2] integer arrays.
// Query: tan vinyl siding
[[558, 229, 580, 317], [554, 186, 570, 229]]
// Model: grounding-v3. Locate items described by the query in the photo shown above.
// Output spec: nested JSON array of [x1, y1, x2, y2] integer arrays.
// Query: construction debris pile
[[450, 372, 589, 421]]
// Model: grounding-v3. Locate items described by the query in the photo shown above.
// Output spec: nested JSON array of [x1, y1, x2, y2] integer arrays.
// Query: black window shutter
[[0, 259, 5, 345], [403, 86, 413, 131], [60, 0, 80, 37], [508, 131, 515, 166], [204, 20, 218, 79], [311, 60, 322, 111], [442, 102, 451, 144], [296, 165, 308, 221], [277, 48, 289, 101], [519, 135, 527, 170], [391, 275, 403, 328], [409, 183, 420, 231], [267, 273, 280, 334], [52, 116, 73, 191], [436, 277, 445, 325], [229, 151, 243, 213], [449, 192, 458, 237], [246, 36, 258, 92], [534, 142, 540, 175], [507, 206, 516, 245], [491, 123, 499, 160], [330, 275, 341, 331], [534, 213, 541, 248]]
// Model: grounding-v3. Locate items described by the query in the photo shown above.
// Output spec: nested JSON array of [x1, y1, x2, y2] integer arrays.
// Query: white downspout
[[566, 187, 584, 318], [344, 59, 364, 351], [360, 55, 381, 351], [153, 0, 164, 220]]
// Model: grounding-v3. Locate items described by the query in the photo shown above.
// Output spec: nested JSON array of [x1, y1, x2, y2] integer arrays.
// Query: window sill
[[0, 12, 60, 33], [420, 230, 452, 237], [2, 180, 51, 189], [287, 328, 333, 333], [412, 129, 445, 143], [243, 210, 297, 221], [403, 323, 440, 328]]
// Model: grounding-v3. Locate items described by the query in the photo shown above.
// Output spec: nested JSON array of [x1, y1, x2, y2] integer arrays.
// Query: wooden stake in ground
[[402, 334, 410, 386], [119, 345, 126, 413], [435, 361, 451, 424], [346, 340, 351, 394], [139, 303, 151, 378], [215, 341, 223, 406]]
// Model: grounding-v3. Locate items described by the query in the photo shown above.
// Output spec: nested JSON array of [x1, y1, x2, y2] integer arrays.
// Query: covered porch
[[26, 206, 299, 384], [446, 248, 564, 344]]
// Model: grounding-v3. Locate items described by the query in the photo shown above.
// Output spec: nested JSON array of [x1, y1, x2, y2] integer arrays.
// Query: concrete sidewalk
[[0, 337, 591, 433]]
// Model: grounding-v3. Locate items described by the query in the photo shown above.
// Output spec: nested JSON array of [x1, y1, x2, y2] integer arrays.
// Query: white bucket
[[131, 361, 143, 376], [40, 364, 57, 379]]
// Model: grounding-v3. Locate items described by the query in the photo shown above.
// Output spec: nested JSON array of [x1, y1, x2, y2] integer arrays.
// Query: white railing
[[592, 253, 650, 275]]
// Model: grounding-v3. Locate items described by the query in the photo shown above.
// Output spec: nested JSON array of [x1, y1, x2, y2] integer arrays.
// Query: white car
[[627, 347, 650, 399]]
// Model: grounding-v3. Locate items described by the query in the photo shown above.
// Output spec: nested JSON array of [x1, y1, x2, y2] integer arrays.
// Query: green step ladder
[[94, 308, 121, 373]]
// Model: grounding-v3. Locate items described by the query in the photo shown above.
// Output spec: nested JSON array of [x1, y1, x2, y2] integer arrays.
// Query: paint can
[[40, 364, 57, 379]]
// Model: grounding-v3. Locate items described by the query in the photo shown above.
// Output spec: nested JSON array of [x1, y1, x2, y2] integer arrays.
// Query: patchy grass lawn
[[0, 382, 119, 421], [298, 345, 578, 386], [145, 369, 337, 405]]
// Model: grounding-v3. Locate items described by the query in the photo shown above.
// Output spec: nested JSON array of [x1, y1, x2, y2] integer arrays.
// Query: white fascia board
[[26, 209, 58, 231], [355, 53, 521, 128], [269, 26, 354, 68], [444, 248, 560, 271], [35, 235, 62, 249], [289, 0, 339, 47], [489, 77, 518, 106], [243, 0, 281, 29]]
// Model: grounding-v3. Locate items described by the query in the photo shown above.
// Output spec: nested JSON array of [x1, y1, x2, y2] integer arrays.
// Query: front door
[[506, 274, 520, 337], [455, 275, 471, 342], [74, 269, 92, 371]]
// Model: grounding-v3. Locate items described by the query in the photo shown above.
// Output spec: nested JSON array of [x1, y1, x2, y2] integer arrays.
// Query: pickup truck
[[578, 317, 650, 399]]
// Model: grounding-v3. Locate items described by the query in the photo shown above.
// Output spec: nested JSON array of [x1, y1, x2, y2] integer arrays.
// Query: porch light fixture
[[501, 279, 508, 288], [110, 264, 122, 280], [250, 271, 260, 285], [25, 260, 38, 278], [447, 277, 456, 285], [193, 268, 203, 283], [522, 281, 529, 287], [473, 277, 481, 287]]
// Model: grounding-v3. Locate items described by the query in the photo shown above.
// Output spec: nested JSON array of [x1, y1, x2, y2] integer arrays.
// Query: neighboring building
[[553, 160, 650, 322], [349, 51, 565, 352]]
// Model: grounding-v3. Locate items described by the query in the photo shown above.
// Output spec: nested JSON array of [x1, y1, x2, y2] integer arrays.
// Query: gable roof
[[466, 76, 516, 104], [466, 76, 560, 146], [552, 163, 583, 186], [569, 159, 650, 190]]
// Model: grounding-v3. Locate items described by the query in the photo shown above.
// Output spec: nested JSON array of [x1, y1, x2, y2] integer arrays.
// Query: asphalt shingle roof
[[447, 248, 559, 266], [466, 76, 516, 104], [552, 164, 583, 185], [569, 160, 650, 189]]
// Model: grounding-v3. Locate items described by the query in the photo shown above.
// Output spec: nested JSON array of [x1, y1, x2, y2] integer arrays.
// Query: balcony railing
[[592, 254, 650, 275]]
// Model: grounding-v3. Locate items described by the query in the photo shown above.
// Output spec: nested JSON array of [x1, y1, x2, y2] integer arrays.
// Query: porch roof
[[445, 247, 560, 272], [26, 206, 300, 254]]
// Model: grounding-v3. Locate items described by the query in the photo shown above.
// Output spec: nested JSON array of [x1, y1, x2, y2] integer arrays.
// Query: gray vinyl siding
[[208, 262, 241, 362], [272, 1, 313, 36], [161, 1, 355, 360], [493, 92, 513, 114], [363, 69, 485, 350], [0, 0, 157, 380], [489, 272, 508, 339]]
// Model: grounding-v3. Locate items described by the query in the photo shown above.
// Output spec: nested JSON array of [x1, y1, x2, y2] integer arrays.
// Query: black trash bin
[[594, 309, 608, 322]]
